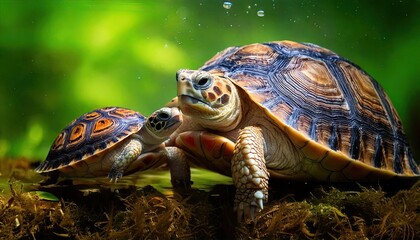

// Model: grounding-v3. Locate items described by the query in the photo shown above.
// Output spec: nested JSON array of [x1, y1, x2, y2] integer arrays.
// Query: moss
[[0, 181, 76, 239], [0, 158, 419, 239]]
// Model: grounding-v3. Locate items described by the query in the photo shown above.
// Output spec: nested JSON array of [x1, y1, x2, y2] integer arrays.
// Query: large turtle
[[171, 41, 420, 221], [35, 106, 189, 185]]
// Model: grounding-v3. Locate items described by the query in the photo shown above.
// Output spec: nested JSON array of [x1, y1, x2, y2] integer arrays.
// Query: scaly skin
[[232, 126, 269, 221], [176, 126, 270, 220], [107, 138, 143, 182]]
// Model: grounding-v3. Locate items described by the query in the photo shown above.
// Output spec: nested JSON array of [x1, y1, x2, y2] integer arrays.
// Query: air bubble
[[257, 10, 265, 17], [223, 2, 232, 9]]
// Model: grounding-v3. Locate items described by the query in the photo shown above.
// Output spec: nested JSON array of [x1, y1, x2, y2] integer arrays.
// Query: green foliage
[[0, 0, 419, 160], [35, 191, 59, 201]]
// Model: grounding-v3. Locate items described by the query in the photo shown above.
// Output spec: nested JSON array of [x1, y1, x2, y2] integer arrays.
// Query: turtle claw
[[254, 190, 265, 210], [234, 189, 266, 222], [108, 177, 118, 183], [107, 169, 123, 183], [235, 202, 259, 223]]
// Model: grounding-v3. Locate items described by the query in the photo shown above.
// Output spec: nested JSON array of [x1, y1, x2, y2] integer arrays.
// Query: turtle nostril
[[176, 70, 188, 82]]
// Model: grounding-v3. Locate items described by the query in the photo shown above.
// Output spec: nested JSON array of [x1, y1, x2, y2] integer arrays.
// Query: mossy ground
[[0, 158, 419, 239]]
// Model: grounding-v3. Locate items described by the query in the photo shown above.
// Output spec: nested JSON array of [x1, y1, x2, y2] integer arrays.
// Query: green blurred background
[[0, 0, 419, 162]]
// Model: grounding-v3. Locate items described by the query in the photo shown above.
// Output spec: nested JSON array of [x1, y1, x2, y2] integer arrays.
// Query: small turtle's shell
[[201, 41, 419, 178], [36, 107, 145, 173]]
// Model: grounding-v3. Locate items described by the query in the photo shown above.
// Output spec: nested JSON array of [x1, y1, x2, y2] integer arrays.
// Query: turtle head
[[176, 69, 241, 130], [143, 107, 182, 144]]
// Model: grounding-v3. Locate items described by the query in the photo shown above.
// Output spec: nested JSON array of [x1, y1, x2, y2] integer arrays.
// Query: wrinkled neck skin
[[135, 126, 168, 152], [201, 101, 242, 132]]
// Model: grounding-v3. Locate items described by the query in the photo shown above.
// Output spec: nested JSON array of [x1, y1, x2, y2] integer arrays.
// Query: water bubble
[[223, 2, 232, 9], [257, 10, 265, 17]]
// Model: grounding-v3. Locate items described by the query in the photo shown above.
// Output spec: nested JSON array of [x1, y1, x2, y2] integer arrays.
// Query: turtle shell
[[200, 40, 419, 177], [35, 107, 145, 173]]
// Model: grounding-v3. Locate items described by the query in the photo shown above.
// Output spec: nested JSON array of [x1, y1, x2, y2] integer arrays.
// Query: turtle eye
[[195, 76, 212, 90], [157, 111, 171, 121]]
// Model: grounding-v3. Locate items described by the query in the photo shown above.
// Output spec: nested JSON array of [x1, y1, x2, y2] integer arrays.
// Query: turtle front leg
[[165, 146, 192, 189], [108, 138, 143, 182], [232, 126, 269, 222]]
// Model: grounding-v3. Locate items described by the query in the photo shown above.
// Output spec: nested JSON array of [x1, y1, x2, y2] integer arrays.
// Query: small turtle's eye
[[157, 111, 171, 121]]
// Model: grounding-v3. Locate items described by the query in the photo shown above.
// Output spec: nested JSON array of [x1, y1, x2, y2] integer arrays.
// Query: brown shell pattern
[[200, 41, 419, 176], [35, 107, 145, 172]]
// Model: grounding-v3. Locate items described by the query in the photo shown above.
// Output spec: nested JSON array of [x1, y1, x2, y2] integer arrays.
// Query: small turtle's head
[[176, 69, 241, 130], [145, 107, 182, 141]]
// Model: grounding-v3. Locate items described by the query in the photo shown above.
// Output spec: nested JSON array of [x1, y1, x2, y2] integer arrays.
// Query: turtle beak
[[176, 69, 213, 111]]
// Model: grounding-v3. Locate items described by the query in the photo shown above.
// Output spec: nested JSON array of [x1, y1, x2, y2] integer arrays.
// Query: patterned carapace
[[36, 107, 145, 172], [200, 41, 418, 176]]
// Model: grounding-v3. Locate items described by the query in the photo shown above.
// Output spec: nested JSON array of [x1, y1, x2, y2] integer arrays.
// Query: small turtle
[[35, 106, 186, 184], [172, 41, 420, 221]]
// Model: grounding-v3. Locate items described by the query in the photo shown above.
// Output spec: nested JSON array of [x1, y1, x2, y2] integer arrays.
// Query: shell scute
[[68, 123, 86, 147]]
